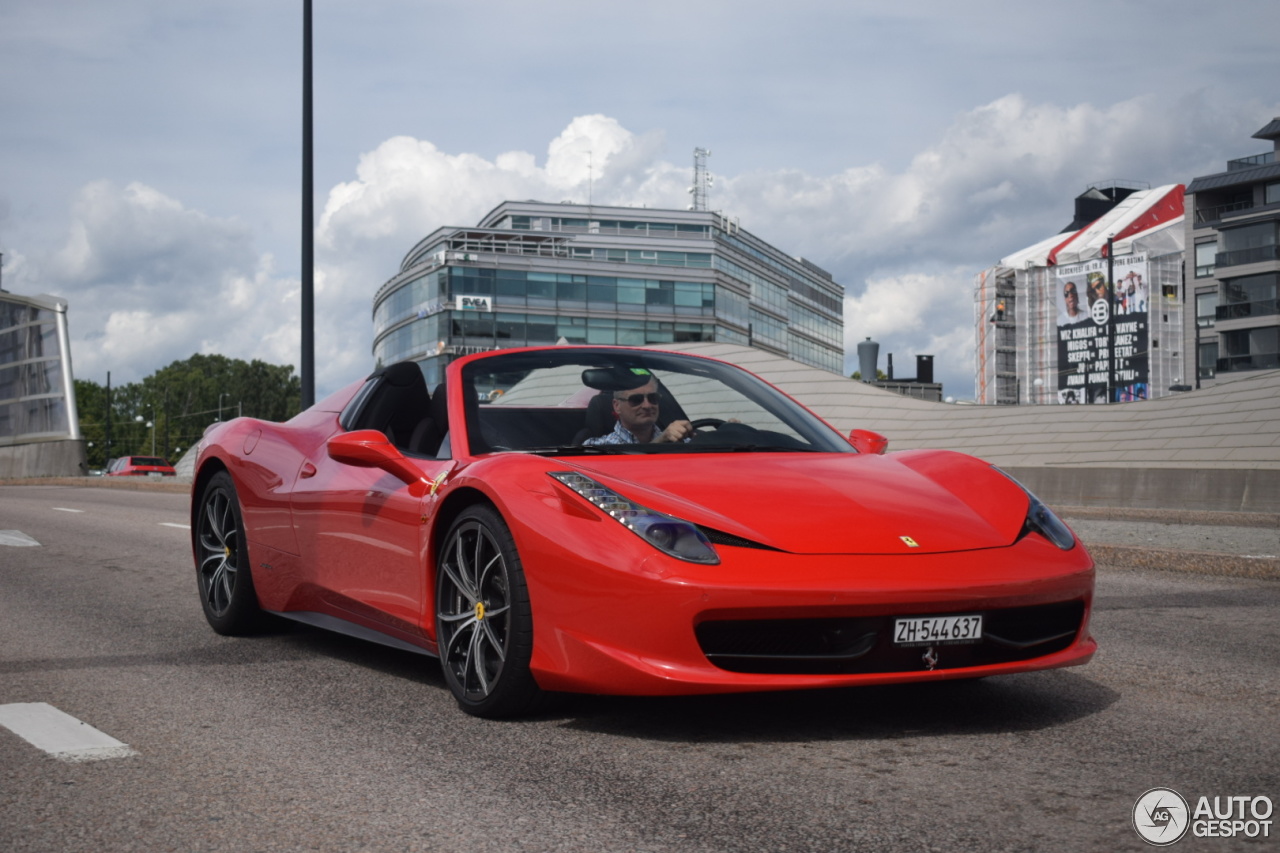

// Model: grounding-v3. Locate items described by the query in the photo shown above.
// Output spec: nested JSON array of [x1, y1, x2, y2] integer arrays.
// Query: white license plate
[[893, 614, 983, 647]]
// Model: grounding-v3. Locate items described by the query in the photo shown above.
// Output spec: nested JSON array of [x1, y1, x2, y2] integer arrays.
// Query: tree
[[75, 355, 302, 468], [850, 369, 888, 381]]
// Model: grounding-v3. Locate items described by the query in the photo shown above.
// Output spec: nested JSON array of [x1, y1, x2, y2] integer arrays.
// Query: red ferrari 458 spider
[[191, 346, 1095, 717]]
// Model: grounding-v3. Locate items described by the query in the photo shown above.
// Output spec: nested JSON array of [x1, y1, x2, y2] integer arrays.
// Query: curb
[[0, 477, 192, 494], [1056, 505, 1280, 529], [1090, 543, 1280, 581]]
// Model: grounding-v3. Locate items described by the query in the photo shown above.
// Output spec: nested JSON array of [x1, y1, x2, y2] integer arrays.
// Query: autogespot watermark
[[1132, 788, 1274, 845]]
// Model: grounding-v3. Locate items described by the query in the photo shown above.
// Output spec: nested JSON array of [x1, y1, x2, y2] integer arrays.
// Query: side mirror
[[848, 429, 889, 455], [327, 430, 429, 496]]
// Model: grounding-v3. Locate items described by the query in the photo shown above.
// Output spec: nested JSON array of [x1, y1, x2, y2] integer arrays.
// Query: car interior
[[343, 357, 818, 458]]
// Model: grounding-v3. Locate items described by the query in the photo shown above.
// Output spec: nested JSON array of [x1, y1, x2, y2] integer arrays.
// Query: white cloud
[[16, 96, 1277, 400], [842, 268, 975, 382], [13, 180, 298, 385]]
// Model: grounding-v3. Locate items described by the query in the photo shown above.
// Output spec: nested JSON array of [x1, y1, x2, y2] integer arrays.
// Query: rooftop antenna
[[689, 147, 712, 211]]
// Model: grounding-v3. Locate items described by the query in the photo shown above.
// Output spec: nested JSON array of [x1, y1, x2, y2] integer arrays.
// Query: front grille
[[695, 601, 1086, 675]]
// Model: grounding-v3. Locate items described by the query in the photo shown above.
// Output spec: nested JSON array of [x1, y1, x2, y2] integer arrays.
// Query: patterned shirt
[[583, 421, 650, 445]]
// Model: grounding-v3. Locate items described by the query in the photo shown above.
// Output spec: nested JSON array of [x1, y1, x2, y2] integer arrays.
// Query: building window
[[1267, 182, 1280, 206], [1198, 341, 1217, 379], [1196, 291, 1218, 328], [1194, 241, 1217, 278]]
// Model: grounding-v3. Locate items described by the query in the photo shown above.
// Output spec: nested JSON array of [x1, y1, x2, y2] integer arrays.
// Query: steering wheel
[[689, 418, 726, 431]]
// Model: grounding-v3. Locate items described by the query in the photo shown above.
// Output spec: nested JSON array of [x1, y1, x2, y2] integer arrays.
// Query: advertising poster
[[1054, 254, 1149, 403]]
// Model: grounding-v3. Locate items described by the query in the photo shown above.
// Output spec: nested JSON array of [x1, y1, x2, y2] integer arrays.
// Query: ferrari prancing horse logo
[[900, 536, 920, 548]]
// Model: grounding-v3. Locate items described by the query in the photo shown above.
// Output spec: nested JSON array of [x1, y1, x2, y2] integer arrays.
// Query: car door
[[290, 449, 451, 643]]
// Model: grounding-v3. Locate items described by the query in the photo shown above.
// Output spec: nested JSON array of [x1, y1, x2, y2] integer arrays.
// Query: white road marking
[[0, 530, 41, 547], [52, 507, 85, 513], [0, 703, 138, 762], [159, 523, 190, 530]]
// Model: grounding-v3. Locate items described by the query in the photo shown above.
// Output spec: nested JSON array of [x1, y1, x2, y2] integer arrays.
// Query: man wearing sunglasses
[[585, 377, 693, 445]]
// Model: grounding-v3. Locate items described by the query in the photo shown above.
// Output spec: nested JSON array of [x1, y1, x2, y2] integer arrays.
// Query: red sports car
[[191, 346, 1095, 718]]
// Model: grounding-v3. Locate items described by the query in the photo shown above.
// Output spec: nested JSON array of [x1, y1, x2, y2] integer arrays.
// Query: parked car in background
[[106, 456, 177, 477]]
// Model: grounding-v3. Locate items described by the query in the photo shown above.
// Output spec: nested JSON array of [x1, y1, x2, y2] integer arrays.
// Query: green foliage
[[850, 369, 888, 381], [76, 354, 301, 468]]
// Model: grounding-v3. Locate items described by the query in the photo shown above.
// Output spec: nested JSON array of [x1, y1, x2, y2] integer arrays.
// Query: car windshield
[[458, 348, 854, 455]]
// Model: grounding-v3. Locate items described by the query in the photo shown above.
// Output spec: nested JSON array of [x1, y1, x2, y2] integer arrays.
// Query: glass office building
[[372, 201, 845, 386], [0, 290, 85, 476]]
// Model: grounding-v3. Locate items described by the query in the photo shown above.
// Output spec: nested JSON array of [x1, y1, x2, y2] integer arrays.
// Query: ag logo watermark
[[1132, 788, 1274, 844], [1133, 788, 1189, 846]]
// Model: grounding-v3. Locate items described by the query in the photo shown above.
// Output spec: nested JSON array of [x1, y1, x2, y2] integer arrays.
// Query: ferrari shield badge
[[900, 536, 920, 548]]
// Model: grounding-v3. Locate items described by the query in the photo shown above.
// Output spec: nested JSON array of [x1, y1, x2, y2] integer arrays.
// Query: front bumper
[[518, 521, 1096, 696]]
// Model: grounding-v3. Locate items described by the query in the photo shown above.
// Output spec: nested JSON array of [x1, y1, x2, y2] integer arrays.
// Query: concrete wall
[[0, 440, 89, 478], [1003, 466, 1280, 513]]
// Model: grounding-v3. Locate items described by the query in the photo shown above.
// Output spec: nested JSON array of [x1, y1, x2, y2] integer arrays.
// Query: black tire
[[436, 504, 543, 718], [194, 471, 263, 635]]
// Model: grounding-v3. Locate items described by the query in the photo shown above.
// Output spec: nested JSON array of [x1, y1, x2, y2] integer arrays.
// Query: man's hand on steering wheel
[[655, 419, 694, 443]]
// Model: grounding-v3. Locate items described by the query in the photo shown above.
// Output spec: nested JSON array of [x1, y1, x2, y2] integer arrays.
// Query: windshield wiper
[[723, 444, 820, 453]]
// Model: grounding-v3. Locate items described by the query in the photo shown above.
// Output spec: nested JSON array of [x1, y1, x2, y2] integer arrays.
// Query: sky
[[3, 0, 1279, 400]]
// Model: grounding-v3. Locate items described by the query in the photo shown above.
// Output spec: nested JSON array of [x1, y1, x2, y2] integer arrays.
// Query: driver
[[584, 376, 693, 445]]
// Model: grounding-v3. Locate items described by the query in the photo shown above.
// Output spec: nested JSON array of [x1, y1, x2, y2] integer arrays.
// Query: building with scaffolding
[[974, 184, 1186, 405], [372, 200, 846, 387]]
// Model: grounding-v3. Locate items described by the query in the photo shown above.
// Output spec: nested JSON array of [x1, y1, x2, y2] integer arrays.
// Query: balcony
[[1217, 352, 1280, 373], [1216, 245, 1280, 269], [1216, 299, 1280, 321], [1195, 200, 1254, 225]]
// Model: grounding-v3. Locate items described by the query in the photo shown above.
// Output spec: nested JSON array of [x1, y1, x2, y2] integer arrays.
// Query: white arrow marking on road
[[0, 530, 41, 547], [159, 523, 190, 530], [0, 703, 138, 762], [52, 507, 85, 513]]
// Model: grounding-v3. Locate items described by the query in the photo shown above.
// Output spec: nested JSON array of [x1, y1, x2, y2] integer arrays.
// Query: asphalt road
[[1, 485, 1277, 852]]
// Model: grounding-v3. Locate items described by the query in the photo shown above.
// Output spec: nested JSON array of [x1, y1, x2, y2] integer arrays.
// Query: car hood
[[563, 450, 1030, 555]]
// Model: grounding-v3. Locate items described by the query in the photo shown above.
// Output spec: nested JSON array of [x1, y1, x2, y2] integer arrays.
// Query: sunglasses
[[617, 392, 660, 406]]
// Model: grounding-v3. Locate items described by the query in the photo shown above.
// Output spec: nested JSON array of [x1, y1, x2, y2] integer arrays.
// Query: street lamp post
[[1106, 234, 1116, 405], [134, 403, 156, 455], [218, 393, 228, 422]]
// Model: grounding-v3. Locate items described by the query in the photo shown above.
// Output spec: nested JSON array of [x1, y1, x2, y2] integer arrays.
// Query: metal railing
[[1216, 299, 1280, 321], [1216, 245, 1280, 268], [1194, 200, 1254, 225], [1227, 151, 1275, 171], [1217, 352, 1280, 372]]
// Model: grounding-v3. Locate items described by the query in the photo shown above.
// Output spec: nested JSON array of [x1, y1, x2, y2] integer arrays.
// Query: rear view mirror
[[848, 429, 889, 455]]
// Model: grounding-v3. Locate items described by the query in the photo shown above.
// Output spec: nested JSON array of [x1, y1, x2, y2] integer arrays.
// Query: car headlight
[[993, 467, 1076, 551], [548, 471, 720, 564], [1024, 493, 1076, 550]]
